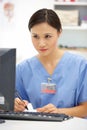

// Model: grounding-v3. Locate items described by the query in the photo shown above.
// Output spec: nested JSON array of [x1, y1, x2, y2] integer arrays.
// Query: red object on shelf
[[64, 0, 76, 1], [3, 2, 14, 21], [70, 0, 75, 2]]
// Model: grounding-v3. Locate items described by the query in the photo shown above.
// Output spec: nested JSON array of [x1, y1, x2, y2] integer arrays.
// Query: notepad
[[24, 103, 36, 112]]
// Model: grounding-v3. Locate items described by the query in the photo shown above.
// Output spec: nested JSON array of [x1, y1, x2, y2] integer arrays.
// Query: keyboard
[[0, 111, 72, 122]]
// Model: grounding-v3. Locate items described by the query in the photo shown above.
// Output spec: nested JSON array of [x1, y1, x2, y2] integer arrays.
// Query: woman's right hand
[[14, 98, 28, 112]]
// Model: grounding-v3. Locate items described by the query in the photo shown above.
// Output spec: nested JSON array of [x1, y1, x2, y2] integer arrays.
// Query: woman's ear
[[57, 29, 62, 37], [59, 28, 62, 34]]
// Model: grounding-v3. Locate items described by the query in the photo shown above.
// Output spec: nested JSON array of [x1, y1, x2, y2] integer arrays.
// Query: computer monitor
[[0, 48, 16, 111]]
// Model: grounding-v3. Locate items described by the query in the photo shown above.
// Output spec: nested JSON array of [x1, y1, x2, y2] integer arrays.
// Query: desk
[[0, 117, 87, 130]]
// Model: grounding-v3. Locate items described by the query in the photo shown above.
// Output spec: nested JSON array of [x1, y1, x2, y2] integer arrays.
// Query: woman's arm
[[58, 102, 87, 118], [37, 102, 87, 118]]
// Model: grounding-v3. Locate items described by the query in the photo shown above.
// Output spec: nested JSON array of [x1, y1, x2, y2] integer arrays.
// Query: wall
[[0, 0, 54, 63]]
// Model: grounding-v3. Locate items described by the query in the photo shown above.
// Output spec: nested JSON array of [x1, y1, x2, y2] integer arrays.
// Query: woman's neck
[[37, 48, 65, 75], [38, 48, 64, 64]]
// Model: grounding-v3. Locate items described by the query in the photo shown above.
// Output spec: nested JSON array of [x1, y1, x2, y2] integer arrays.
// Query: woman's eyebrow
[[31, 32, 53, 36]]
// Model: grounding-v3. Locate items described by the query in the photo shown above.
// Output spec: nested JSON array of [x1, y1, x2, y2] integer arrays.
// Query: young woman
[[14, 8, 87, 118]]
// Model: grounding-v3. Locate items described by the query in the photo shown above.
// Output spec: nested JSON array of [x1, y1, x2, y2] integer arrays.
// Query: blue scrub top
[[16, 52, 87, 109]]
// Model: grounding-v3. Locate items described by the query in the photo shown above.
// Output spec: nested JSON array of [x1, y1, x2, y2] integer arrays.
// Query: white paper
[[24, 103, 37, 112]]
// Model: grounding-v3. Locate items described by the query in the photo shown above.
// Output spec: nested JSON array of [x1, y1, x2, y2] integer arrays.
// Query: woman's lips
[[39, 49, 48, 52]]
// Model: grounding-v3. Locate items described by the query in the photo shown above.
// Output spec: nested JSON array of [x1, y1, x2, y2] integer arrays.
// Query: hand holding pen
[[14, 90, 28, 112]]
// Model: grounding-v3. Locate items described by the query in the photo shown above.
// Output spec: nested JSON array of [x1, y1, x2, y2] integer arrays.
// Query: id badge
[[41, 82, 56, 94]]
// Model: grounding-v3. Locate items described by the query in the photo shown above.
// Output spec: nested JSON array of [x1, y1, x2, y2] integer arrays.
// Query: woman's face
[[30, 22, 61, 57]]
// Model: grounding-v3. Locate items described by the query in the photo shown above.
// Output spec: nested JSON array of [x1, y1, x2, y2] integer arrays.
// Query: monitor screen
[[0, 48, 16, 111]]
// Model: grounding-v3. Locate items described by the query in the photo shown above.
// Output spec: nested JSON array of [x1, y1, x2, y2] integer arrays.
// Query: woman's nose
[[39, 39, 46, 47]]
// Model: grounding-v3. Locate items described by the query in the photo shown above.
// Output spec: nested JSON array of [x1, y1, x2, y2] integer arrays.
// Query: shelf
[[54, 2, 87, 6], [54, 1, 87, 47], [62, 26, 87, 30], [54, 2, 87, 29]]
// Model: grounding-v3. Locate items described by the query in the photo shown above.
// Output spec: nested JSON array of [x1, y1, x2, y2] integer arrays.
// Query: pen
[[15, 90, 28, 110]]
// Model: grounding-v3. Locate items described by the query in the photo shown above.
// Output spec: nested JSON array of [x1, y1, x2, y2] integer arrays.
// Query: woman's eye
[[33, 35, 39, 39], [45, 35, 51, 38]]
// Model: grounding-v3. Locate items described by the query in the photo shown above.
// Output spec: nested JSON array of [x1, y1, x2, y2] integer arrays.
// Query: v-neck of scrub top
[[34, 52, 68, 79]]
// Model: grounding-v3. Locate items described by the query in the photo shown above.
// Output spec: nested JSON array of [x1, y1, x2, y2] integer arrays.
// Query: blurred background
[[0, 0, 54, 63], [0, 0, 87, 63]]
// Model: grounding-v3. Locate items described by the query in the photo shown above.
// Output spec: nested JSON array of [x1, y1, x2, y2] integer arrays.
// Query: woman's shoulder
[[63, 51, 87, 72], [65, 51, 87, 63], [16, 55, 38, 69]]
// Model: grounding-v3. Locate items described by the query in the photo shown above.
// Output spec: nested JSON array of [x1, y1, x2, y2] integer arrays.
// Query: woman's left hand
[[37, 103, 58, 113]]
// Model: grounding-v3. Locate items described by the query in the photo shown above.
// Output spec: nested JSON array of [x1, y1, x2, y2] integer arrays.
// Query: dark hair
[[28, 8, 62, 32]]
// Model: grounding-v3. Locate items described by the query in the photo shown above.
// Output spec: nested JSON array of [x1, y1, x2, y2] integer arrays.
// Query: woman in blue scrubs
[[14, 8, 87, 118]]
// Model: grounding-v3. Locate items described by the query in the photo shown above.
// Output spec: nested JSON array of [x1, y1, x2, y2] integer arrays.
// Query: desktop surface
[[0, 117, 87, 130]]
